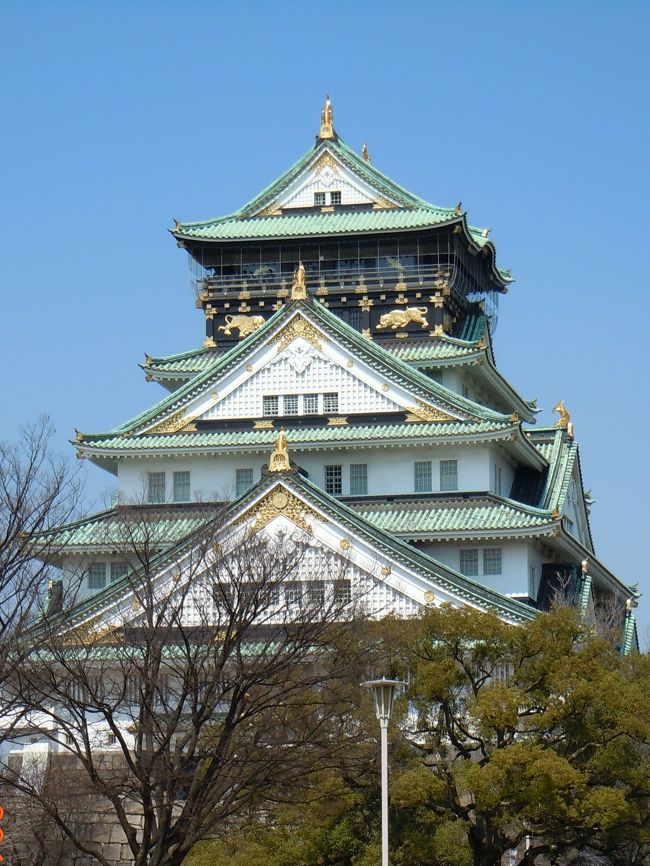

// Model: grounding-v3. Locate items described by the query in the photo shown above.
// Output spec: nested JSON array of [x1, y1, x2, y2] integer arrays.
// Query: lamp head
[[361, 677, 406, 727]]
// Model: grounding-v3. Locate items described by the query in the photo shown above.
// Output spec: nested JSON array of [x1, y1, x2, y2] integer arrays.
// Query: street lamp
[[361, 678, 406, 866]]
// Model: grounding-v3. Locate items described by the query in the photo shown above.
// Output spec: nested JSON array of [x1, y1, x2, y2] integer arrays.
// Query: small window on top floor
[[304, 393, 319, 414], [314, 192, 326, 206], [283, 395, 299, 415], [325, 465, 342, 495], [440, 459, 458, 492], [330, 191, 342, 205], [88, 563, 107, 590], [173, 471, 191, 503], [263, 395, 279, 417], [323, 392, 339, 414], [147, 472, 166, 504]]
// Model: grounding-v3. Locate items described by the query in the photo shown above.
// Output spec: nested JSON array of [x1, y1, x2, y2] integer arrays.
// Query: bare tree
[[1, 506, 370, 866]]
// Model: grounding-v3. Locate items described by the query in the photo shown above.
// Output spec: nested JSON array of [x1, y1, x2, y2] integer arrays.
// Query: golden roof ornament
[[362, 143, 371, 163], [319, 95, 335, 140], [268, 429, 290, 473], [553, 400, 574, 438], [291, 262, 307, 300]]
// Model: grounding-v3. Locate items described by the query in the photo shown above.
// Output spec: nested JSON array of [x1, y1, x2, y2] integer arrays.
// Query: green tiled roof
[[454, 312, 488, 343], [353, 496, 555, 537], [35, 505, 216, 552], [528, 428, 578, 512], [80, 418, 512, 455]]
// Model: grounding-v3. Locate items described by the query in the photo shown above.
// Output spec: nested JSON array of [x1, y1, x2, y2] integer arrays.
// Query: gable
[[256, 147, 399, 215]]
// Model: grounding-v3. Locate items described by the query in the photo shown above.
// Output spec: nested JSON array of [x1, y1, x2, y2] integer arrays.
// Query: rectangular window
[[429, 370, 443, 384], [106, 733, 117, 746], [314, 192, 326, 207], [459, 549, 479, 577], [334, 580, 352, 605], [414, 461, 432, 493], [235, 467, 254, 497], [323, 392, 339, 414], [483, 548, 503, 575], [440, 459, 458, 492], [304, 393, 319, 414], [330, 191, 342, 205], [147, 472, 166, 504], [325, 465, 342, 495], [88, 562, 107, 589], [173, 471, 191, 502], [340, 307, 363, 331], [263, 395, 279, 417], [285, 582, 302, 606], [283, 394, 299, 415], [267, 585, 281, 606], [528, 565, 537, 598], [110, 562, 129, 583], [349, 463, 368, 495], [493, 465, 502, 496], [307, 581, 326, 605]]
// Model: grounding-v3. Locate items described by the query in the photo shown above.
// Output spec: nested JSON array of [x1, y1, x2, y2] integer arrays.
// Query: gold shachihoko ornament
[[291, 262, 307, 300], [319, 95, 334, 139], [268, 429, 290, 472]]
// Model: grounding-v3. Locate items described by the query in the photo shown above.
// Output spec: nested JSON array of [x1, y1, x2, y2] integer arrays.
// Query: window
[[235, 467, 254, 497], [493, 465, 502, 496], [483, 548, 502, 575], [147, 472, 165, 504], [414, 461, 432, 493], [304, 393, 319, 414], [349, 463, 368, 495], [314, 192, 326, 206], [463, 385, 471, 399], [334, 580, 352, 605], [330, 190, 342, 205], [459, 549, 479, 577], [429, 370, 443, 384], [285, 582, 302, 606], [325, 465, 342, 495], [125, 676, 140, 706], [110, 562, 129, 583], [440, 459, 458, 492], [284, 394, 299, 415], [528, 565, 537, 598], [64, 734, 74, 746], [106, 733, 117, 746], [267, 585, 280, 606], [173, 471, 191, 502], [88, 562, 106, 589], [263, 395, 279, 416], [340, 307, 363, 331], [307, 581, 325, 605], [323, 392, 339, 414]]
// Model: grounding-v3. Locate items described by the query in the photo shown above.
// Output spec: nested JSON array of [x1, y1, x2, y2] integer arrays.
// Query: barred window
[[147, 472, 165, 504], [285, 582, 302, 606], [110, 562, 129, 583], [283, 394, 299, 415], [267, 585, 281, 606], [414, 461, 432, 493], [323, 392, 339, 413], [307, 581, 326, 605], [304, 393, 319, 414], [349, 463, 368, 495], [314, 192, 326, 206], [334, 580, 352, 605], [263, 395, 279, 416], [88, 562, 106, 589], [125, 676, 140, 706], [483, 548, 502, 575], [173, 471, 191, 502], [459, 549, 479, 577], [325, 465, 342, 495], [440, 459, 458, 492], [340, 307, 363, 331], [330, 191, 342, 205], [235, 467, 254, 497]]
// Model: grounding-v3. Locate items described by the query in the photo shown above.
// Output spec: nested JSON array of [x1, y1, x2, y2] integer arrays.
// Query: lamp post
[[361, 678, 405, 866]]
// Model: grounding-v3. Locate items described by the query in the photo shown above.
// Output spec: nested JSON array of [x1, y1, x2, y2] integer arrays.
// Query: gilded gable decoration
[[147, 410, 198, 435], [238, 486, 322, 534], [404, 400, 457, 423], [271, 315, 323, 352]]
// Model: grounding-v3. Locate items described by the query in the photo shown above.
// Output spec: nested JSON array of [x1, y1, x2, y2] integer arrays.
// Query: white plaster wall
[[421, 540, 539, 598]]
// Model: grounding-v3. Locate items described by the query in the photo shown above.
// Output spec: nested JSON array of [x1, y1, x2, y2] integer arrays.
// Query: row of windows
[[88, 561, 129, 589], [147, 471, 191, 504], [314, 190, 341, 207], [262, 392, 339, 417], [325, 464, 368, 496], [459, 548, 502, 577], [414, 459, 458, 493]]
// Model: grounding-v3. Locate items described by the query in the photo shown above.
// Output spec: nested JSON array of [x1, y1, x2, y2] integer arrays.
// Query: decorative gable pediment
[[254, 148, 399, 215]]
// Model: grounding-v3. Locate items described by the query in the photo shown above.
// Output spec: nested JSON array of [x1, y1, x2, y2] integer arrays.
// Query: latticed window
[[263, 395, 279, 416], [323, 392, 339, 414], [330, 191, 342, 205], [235, 467, 254, 497], [304, 393, 319, 414], [88, 562, 106, 589], [350, 463, 368, 495], [147, 472, 165, 504], [414, 461, 432, 493], [285, 582, 302, 606], [284, 395, 299, 415], [334, 580, 352, 605], [314, 192, 326, 206], [307, 581, 326, 605], [325, 465, 342, 495], [440, 459, 458, 492], [483, 548, 502, 575], [110, 562, 129, 583], [459, 549, 479, 576], [173, 471, 191, 502], [429, 370, 443, 384]]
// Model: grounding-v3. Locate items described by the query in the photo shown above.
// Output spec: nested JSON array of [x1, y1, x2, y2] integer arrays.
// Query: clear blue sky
[[1, 1, 649, 639]]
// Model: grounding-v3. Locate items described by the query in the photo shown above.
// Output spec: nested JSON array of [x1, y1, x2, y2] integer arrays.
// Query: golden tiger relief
[[376, 307, 429, 331]]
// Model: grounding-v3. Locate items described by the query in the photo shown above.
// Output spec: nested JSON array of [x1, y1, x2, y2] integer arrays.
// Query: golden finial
[[144, 353, 153, 367], [581, 558, 589, 575], [268, 429, 290, 473], [553, 400, 574, 438], [453, 202, 463, 216], [319, 95, 334, 140], [173, 218, 182, 231], [362, 143, 371, 163], [291, 262, 307, 300], [74, 429, 84, 444]]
